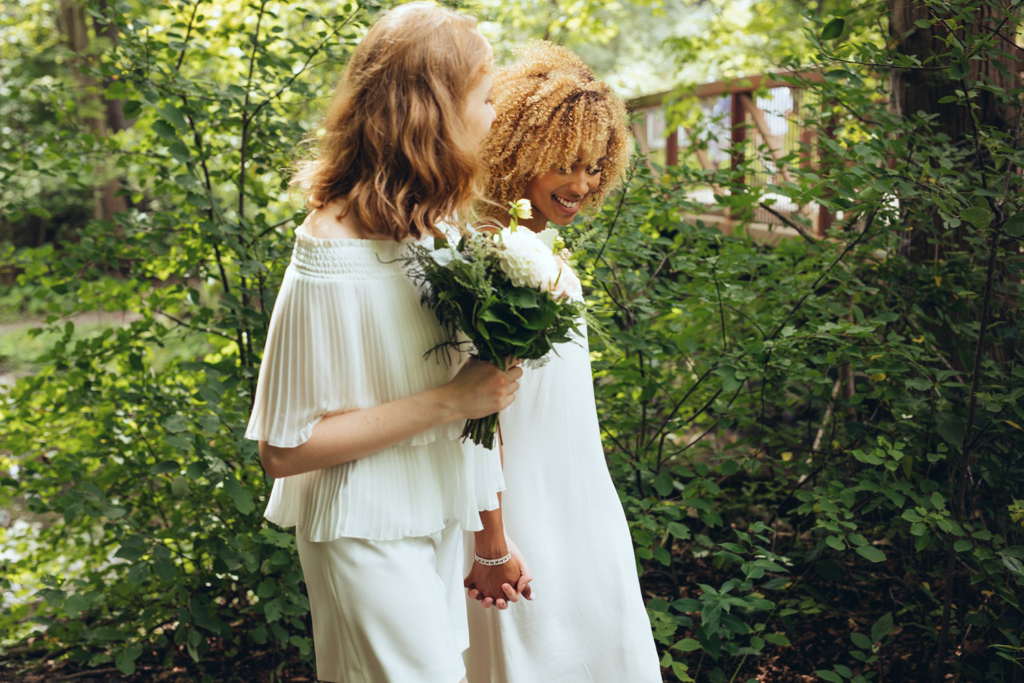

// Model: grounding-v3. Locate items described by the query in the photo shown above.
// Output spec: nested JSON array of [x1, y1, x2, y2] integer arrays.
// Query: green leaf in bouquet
[[519, 300, 559, 331], [479, 307, 512, 329], [506, 287, 542, 309]]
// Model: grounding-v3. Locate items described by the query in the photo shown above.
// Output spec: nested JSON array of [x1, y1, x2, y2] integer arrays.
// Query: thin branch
[[759, 202, 824, 246], [174, 0, 202, 72]]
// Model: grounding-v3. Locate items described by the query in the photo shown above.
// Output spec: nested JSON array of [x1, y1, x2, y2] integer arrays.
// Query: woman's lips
[[552, 194, 581, 215]]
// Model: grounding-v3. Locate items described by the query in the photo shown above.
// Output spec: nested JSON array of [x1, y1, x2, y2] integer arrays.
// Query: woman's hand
[[443, 357, 523, 421], [464, 554, 523, 610], [465, 535, 533, 609]]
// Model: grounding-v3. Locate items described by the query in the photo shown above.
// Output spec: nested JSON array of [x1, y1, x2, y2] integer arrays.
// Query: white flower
[[551, 256, 583, 301], [430, 247, 455, 267], [535, 227, 559, 252], [493, 228, 560, 291], [511, 198, 533, 220]]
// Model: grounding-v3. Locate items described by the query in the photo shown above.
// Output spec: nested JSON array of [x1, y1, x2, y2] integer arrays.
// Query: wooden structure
[[627, 70, 833, 242]]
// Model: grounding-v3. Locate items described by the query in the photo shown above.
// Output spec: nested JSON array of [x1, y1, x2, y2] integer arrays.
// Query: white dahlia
[[493, 228, 561, 291]]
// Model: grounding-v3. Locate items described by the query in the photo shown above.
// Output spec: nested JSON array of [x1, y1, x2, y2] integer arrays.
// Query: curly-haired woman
[[460, 41, 663, 683]]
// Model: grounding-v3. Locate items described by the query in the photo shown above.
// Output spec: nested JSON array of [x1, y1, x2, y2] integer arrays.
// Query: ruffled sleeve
[[244, 267, 327, 449]]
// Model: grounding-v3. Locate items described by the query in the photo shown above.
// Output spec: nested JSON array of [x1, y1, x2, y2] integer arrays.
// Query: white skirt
[[296, 522, 469, 683]]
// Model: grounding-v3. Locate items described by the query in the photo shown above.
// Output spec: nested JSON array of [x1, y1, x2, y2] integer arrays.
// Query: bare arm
[[259, 358, 522, 479], [464, 422, 533, 607]]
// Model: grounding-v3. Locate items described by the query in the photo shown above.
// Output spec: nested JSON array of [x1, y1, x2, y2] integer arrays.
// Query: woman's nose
[[568, 170, 589, 196]]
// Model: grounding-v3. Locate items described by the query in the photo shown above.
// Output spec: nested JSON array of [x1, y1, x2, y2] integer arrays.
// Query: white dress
[[462, 318, 663, 683], [245, 223, 506, 682]]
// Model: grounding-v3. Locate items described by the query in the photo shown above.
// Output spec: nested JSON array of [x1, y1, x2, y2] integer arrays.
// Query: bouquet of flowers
[[405, 199, 586, 449]]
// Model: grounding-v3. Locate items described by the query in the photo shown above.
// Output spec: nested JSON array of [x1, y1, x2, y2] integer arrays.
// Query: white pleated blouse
[[245, 222, 505, 542]]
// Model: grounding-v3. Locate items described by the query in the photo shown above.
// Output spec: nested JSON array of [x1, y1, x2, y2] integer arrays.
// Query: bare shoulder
[[305, 203, 363, 240]]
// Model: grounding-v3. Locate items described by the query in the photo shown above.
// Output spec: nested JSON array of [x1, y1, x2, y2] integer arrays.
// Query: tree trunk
[[889, 2, 1020, 135], [58, 0, 128, 223], [889, 1, 1021, 264]]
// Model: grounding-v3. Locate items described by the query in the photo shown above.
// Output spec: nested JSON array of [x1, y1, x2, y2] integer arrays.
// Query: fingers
[[508, 366, 524, 380], [501, 583, 519, 602], [467, 588, 480, 600], [522, 584, 533, 600], [482, 597, 493, 608]]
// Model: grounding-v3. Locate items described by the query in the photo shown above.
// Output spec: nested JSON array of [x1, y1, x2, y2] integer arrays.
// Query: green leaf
[[168, 141, 191, 164], [1004, 213, 1024, 237], [115, 643, 143, 676], [64, 593, 91, 618], [954, 540, 973, 552], [163, 414, 188, 433], [673, 638, 702, 652], [901, 509, 923, 522], [763, 632, 791, 647], [961, 206, 992, 229], [152, 120, 178, 142], [855, 545, 887, 563], [935, 411, 965, 447], [667, 522, 691, 540], [850, 632, 873, 649], [223, 476, 255, 514], [159, 104, 189, 131], [871, 612, 894, 642], [122, 100, 143, 119], [817, 671, 844, 683], [821, 18, 845, 40], [653, 471, 674, 496]]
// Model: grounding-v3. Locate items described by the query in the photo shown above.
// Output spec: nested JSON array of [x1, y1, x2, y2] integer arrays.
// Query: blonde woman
[[461, 42, 663, 682], [245, 5, 525, 682]]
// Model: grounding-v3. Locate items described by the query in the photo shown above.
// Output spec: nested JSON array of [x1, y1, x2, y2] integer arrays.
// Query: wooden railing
[[627, 70, 834, 240]]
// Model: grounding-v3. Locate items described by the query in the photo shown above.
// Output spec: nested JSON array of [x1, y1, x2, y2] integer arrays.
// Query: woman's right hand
[[444, 356, 523, 420]]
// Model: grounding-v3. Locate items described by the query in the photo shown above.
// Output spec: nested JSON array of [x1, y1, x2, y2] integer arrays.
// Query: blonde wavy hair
[[290, 2, 492, 241], [480, 41, 630, 220]]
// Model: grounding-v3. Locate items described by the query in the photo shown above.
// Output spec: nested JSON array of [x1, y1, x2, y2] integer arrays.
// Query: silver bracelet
[[474, 552, 512, 567]]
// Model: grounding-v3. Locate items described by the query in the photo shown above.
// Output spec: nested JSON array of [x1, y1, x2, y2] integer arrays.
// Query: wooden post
[[816, 101, 838, 237], [739, 92, 793, 185], [666, 127, 679, 166], [730, 92, 745, 186]]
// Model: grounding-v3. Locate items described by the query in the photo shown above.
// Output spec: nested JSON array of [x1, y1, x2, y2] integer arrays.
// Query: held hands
[[445, 356, 524, 421], [464, 535, 533, 610]]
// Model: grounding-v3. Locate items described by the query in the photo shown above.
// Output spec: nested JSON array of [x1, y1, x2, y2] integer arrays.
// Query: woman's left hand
[[466, 534, 532, 608]]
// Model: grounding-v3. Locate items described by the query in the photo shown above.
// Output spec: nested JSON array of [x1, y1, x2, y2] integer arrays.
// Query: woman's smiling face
[[522, 141, 608, 227]]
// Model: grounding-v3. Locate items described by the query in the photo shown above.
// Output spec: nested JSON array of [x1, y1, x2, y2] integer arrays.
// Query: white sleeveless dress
[[462, 316, 663, 682]]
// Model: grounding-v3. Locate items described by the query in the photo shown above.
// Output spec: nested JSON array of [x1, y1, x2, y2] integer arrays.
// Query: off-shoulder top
[[244, 222, 504, 541]]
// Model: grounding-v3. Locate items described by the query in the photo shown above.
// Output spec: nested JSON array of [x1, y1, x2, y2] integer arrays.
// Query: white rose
[[512, 198, 533, 220], [493, 228, 560, 291]]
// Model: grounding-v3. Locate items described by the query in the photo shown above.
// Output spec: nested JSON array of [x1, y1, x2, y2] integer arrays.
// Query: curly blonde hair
[[290, 2, 491, 241], [479, 41, 630, 220]]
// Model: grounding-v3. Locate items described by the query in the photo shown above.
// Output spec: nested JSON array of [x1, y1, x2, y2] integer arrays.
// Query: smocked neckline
[[294, 222, 417, 248], [290, 223, 426, 279]]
